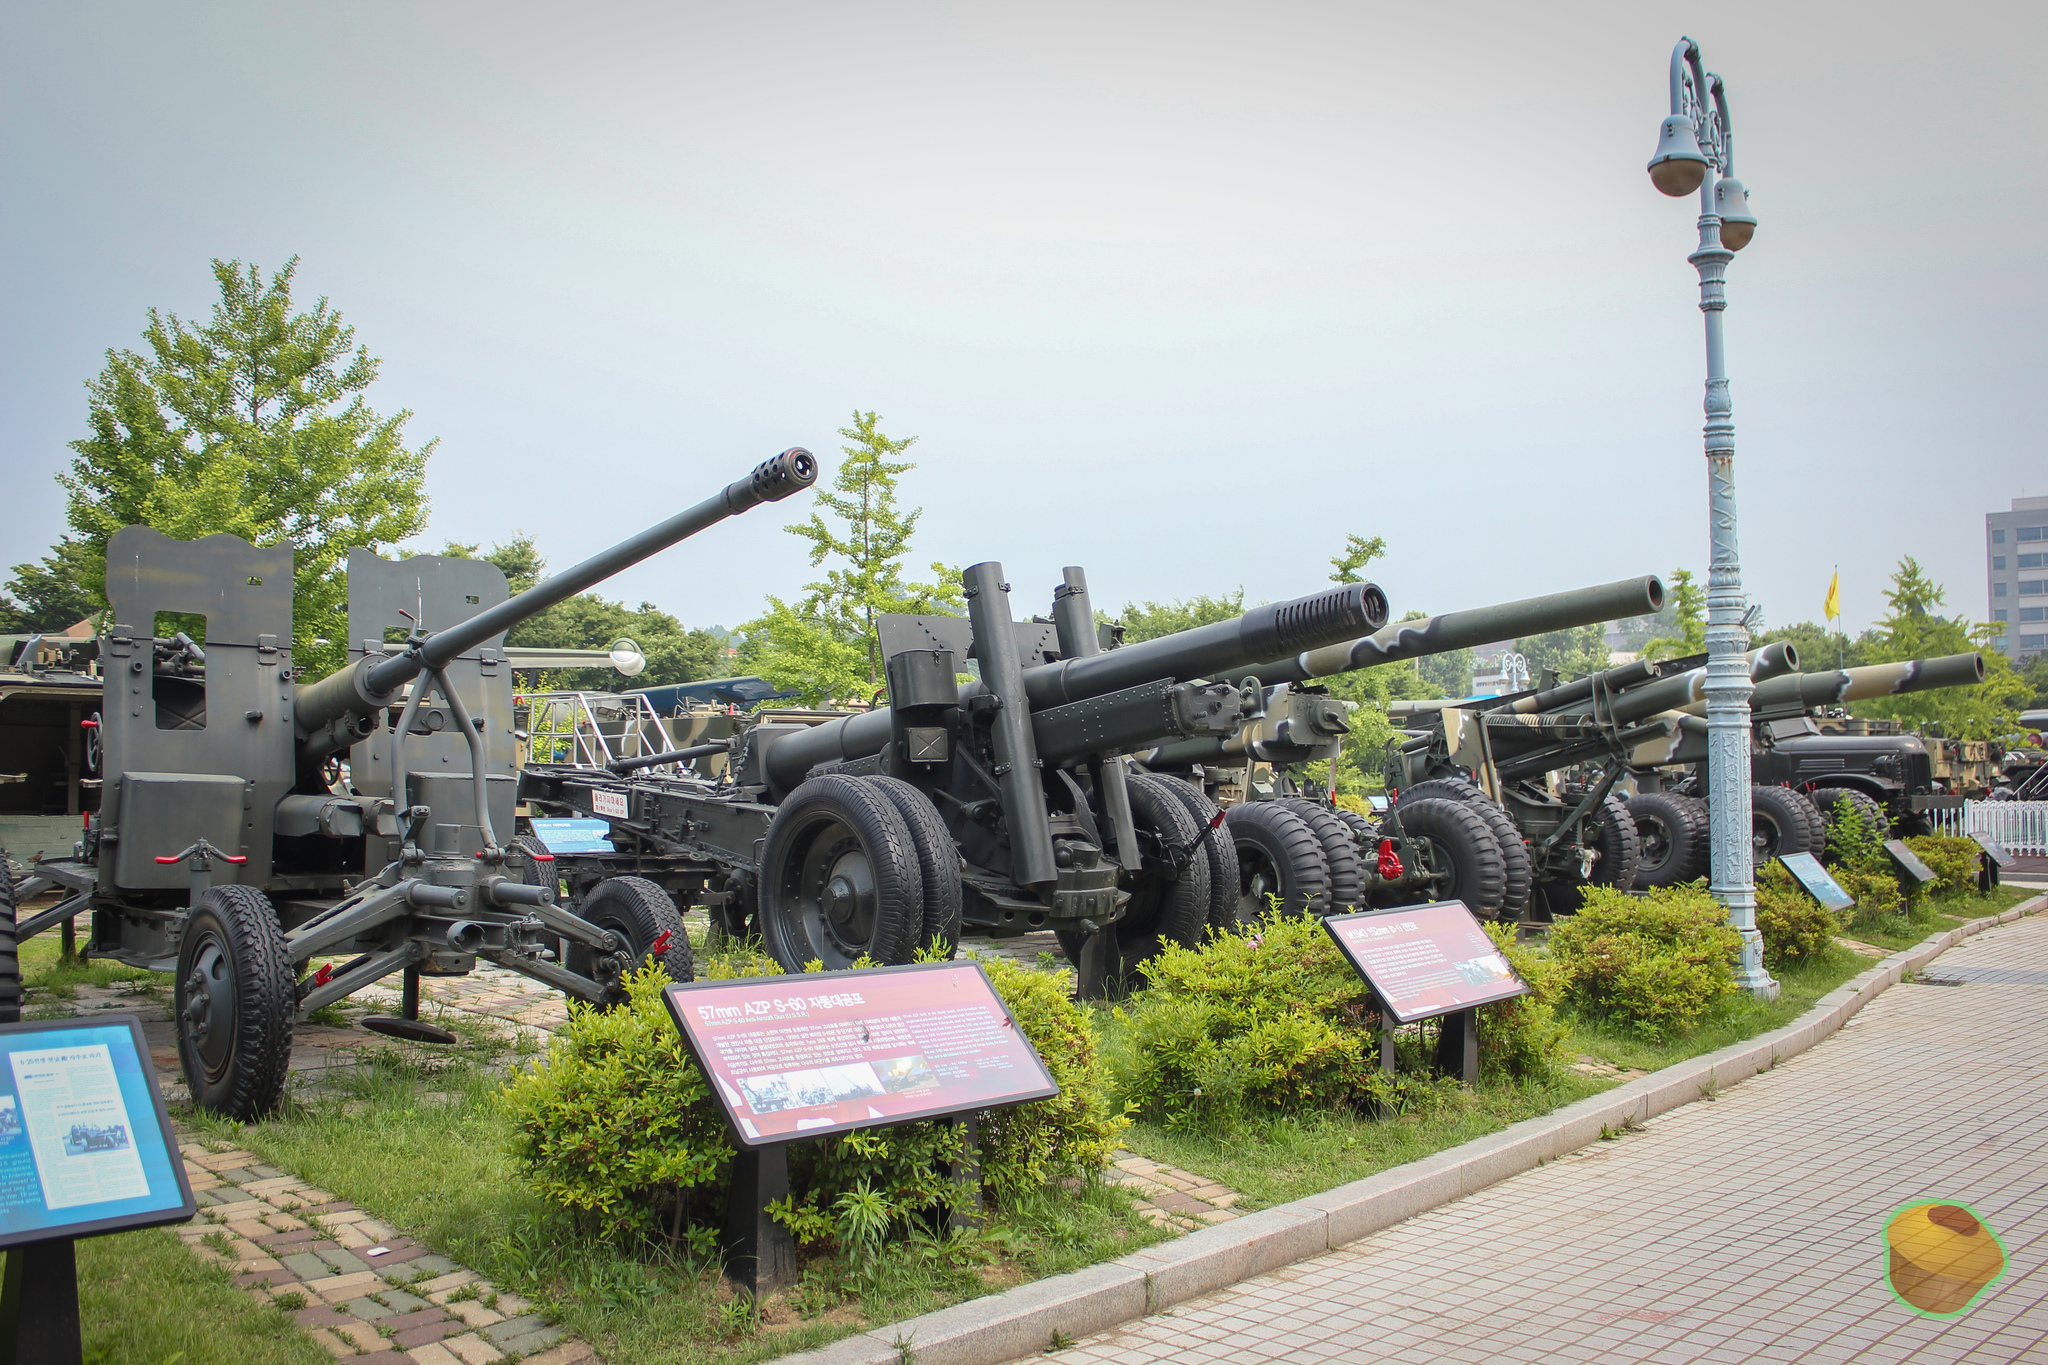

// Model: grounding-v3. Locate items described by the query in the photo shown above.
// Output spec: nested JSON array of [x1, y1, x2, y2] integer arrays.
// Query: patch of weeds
[[302, 1004, 355, 1027], [1599, 1115, 1645, 1141], [270, 1290, 308, 1312], [1047, 1328, 1075, 1351], [201, 1230, 236, 1257], [444, 1283, 481, 1304], [716, 1292, 759, 1338]]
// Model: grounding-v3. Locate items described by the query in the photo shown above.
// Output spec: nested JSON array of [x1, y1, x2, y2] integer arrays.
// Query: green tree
[[2020, 655, 2048, 712], [1856, 556, 2026, 739], [443, 534, 725, 691], [1328, 533, 1386, 587], [2, 540, 101, 633], [1642, 567, 1706, 661], [58, 258, 432, 676], [1516, 624, 1610, 682], [1111, 590, 1246, 644], [1752, 619, 1876, 674]]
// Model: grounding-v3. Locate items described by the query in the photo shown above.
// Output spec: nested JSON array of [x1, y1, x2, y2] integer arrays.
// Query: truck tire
[[1397, 780, 1532, 917], [1585, 795, 1642, 890], [1115, 773, 1213, 965], [567, 875, 693, 991], [1811, 786, 1889, 855], [1627, 792, 1708, 888], [1280, 799, 1366, 912], [1790, 789, 1829, 852], [1395, 798, 1507, 917], [1224, 801, 1329, 923], [1332, 809, 1379, 849], [0, 849, 18, 1025], [759, 774, 925, 972], [1141, 774, 1240, 934], [175, 885, 296, 1119], [1750, 785, 1815, 860], [868, 775, 964, 958]]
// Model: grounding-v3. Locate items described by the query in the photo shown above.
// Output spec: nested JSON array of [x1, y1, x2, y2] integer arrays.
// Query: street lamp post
[[1647, 37, 1777, 1000]]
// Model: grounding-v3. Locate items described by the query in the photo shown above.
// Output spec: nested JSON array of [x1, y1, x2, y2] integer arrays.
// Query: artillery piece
[[519, 564, 1389, 996], [2, 449, 818, 1115], [1132, 575, 1666, 924]]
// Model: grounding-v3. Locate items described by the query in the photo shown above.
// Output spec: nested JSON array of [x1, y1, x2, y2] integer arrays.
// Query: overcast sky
[[3, 2, 2037, 643]]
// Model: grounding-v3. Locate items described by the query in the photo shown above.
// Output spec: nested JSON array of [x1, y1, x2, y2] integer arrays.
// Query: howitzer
[[5, 448, 817, 1115], [1129, 576, 1666, 924], [520, 564, 1387, 997]]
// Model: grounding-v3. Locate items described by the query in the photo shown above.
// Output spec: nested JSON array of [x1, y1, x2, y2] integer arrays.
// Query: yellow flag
[[1824, 571, 1841, 622]]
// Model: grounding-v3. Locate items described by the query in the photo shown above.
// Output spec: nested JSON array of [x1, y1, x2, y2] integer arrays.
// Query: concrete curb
[[771, 894, 2048, 1365]]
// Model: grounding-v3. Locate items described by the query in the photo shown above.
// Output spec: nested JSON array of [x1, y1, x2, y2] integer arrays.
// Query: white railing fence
[[1928, 801, 2048, 858]]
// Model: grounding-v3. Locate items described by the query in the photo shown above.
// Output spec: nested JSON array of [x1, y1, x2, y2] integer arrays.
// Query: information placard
[[1884, 839, 1940, 885], [1778, 852, 1857, 912], [662, 962, 1059, 1147], [1971, 833, 2014, 869], [528, 817, 616, 854], [1321, 902, 1529, 1024], [0, 1016, 195, 1249]]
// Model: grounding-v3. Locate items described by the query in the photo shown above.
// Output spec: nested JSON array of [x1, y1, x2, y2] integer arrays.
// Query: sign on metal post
[[0, 1016, 197, 1365], [1777, 852, 1856, 913], [1321, 902, 1528, 1088], [1970, 833, 2013, 869], [1884, 839, 1940, 886]]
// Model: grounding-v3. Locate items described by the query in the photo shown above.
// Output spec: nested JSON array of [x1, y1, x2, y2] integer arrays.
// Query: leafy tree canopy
[[1751, 619, 1877, 674], [58, 257, 432, 676], [1854, 556, 2025, 739], [1111, 590, 1246, 645], [1642, 567, 1707, 662], [1515, 623, 1610, 682], [1, 540, 100, 633]]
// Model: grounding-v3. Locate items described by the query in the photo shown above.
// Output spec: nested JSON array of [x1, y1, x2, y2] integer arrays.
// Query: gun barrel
[[297, 448, 817, 744], [759, 577, 1389, 793], [1731, 652, 1986, 719], [1249, 576, 1663, 686]]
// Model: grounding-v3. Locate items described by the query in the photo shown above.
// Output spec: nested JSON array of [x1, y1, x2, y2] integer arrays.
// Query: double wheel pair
[[1629, 785, 1889, 888]]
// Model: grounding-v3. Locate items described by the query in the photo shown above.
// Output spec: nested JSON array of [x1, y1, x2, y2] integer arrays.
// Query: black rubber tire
[[759, 774, 925, 972], [1811, 786, 1890, 855], [1280, 799, 1365, 912], [567, 875, 693, 993], [1586, 794, 1642, 890], [1396, 780, 1532, 917], [1115, 774, 1213, 964], [175, 885, 296, 1119], [1788, 789, 1829, 853], [1142, 775, 1240, 935], [1627, 792, 1709, 888], [1750, 785, 1816, 861], [867, 775, 964, 958], [1223, 801, 1329, 923], [1394, 797, 1507, 917], [1333, 809, 1379, 850], [0, 849, 18, 1025]]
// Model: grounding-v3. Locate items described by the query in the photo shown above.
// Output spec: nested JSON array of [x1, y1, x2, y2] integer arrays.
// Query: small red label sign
[[661, 961, 1060, 1147], [1322, 902, 1528, 1023]]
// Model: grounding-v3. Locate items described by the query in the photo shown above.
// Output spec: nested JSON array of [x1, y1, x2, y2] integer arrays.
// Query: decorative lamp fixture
[[1714, 177, 1757, 249], [1647, 115, 1710, 196]]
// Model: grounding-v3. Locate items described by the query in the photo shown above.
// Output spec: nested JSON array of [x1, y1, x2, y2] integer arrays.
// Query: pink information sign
[[661, 962, 1059, 1147], [1321, 902, 1528, 1023]]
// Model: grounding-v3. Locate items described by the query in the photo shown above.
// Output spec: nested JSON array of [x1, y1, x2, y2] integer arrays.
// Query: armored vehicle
[[0, 448, 818, 1114]]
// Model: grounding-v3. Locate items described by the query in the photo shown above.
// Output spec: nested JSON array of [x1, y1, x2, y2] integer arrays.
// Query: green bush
[[1903, 834, 1982, 898], [501, 945, 1125, 1264], [1476, 920, 1569, 1082], [1548, 884, 1739, 1040], [1753, 865, 1841, 969]]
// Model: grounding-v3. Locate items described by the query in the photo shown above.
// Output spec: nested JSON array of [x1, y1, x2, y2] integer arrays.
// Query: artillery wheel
[[175, 885, 295, 1119], [1142, 775, 1240, 935], [1750, 786, 1816, 861], [1332, 809, 1379, 850], [868, 776, 963, 959], [1397, 780, 1531, 917], [1393, 798, 1506, 917], [568, 876, 693, 997], [1627, 792, 1709, 888], [1280, 799, 1365, 913], [1109, 774, 1213, 965], [0, 848, 18, 1024], [759, 775, 924, 972], [1223, 801, 1328, 924], [1586, 795, 1642, 891], [1811, 787, 1889, 857]]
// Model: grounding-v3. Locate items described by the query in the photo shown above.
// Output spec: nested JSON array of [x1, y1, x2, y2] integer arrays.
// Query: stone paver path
[[1035, 913, 2048, 1365]]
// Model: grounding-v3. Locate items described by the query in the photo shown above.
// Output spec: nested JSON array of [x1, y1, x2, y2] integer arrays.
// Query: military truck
[[0, 448, 819, 1115], [0, 634, 105, 866]]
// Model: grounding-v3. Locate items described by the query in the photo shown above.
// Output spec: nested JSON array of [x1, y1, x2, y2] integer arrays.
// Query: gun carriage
[[0, 449, 818, 1117]]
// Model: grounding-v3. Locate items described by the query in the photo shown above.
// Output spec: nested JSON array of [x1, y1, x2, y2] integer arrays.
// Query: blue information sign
[[528, 818, 616, 854], [0, 1016, 196, 1249], [1777, 852, 1856, 913]]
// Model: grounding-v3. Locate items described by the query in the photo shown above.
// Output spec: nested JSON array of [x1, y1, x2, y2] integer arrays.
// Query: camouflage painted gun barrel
[[1, 447, 819, 1119]]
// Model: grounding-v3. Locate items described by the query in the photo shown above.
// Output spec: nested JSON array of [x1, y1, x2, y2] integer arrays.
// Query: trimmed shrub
[[1476, 920, 1568, 1082], [1549, 884, 1738, 1040], [1903, 834, 1982, 898], [1335, 794, 1377, 819], [1753, 865, 1841, 969], [501, 945, 1124, 1260]]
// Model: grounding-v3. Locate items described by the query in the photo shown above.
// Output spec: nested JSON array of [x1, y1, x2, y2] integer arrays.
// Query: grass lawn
[[185, 1024, 1164, 1365], [66, 1226, 331, 1365]]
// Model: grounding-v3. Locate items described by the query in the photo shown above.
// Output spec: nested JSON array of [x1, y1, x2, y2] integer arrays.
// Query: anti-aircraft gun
[[1, 449, 818, 1113], [518, 564, 1389, 996], [1132, 575, 1666, 924]]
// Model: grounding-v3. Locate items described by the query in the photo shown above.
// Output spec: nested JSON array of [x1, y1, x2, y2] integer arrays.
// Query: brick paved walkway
[[1036, 913, 2048, 1365]]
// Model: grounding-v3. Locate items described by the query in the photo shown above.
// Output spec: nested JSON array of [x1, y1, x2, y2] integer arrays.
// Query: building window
[[2022, 554, 2045, 569], [1997, 609, 2011, 621], [2022, 526, 2046, 542], [1995, 528, 2007, 543], [2023, 634, 2047, 648], [2022, 580, 2047, 595], [1995, 582, 2008, 596], [2022, 607, 2046, 622], [1994, 555, 2008, 569]]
